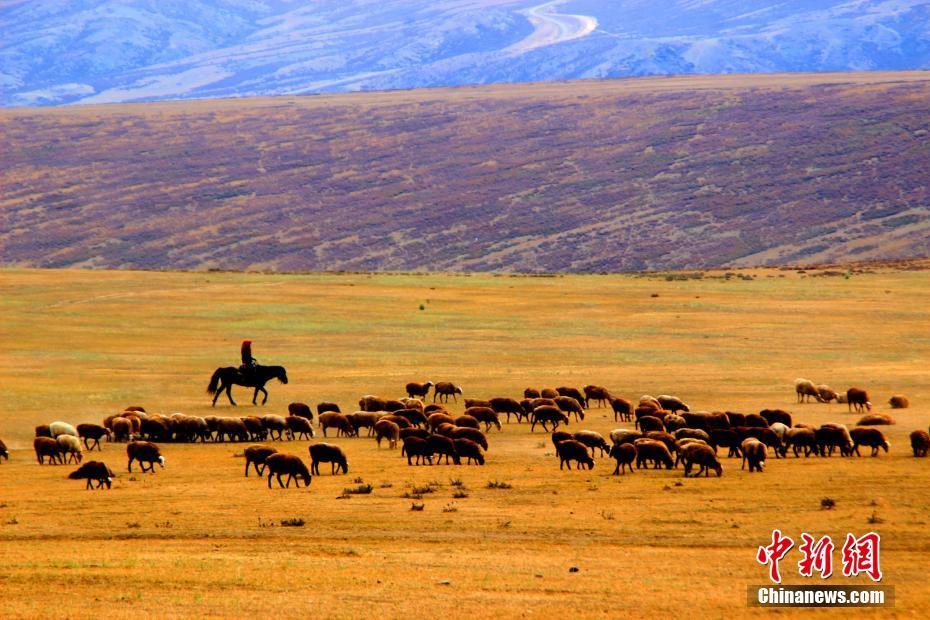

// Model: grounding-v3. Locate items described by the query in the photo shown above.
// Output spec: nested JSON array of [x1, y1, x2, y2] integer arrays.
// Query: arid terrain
[[2, 72, 930, 273], [1, 264, 928, 617]]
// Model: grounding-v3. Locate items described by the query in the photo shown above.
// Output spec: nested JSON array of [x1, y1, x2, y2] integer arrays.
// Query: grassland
[[0, 265, 929, 618], [2, 71, 930, 273]]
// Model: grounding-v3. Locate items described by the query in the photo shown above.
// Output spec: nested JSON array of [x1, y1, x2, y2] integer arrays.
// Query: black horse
[[207, 365, 288, 406]]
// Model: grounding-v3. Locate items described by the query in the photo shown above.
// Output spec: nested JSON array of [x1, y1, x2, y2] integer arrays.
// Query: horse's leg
[[226, 384, 236, 406], [261, 386, 269, 405], [212, 381, 223, 407], [252, 387, 259, 405]]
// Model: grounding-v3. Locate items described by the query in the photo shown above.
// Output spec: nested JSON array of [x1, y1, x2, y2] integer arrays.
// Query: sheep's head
[[158, 456, 166, 468], [714, 463, 724, 476], [104, 477, 112, 489], [882, 441, 890, 452], [865, 401, 873, 411]]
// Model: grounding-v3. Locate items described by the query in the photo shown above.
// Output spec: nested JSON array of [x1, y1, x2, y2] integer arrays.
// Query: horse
[[207, 365, 288, 406]]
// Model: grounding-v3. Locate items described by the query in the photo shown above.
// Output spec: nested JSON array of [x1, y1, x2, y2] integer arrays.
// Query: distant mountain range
[[3, 0, 930, 106]]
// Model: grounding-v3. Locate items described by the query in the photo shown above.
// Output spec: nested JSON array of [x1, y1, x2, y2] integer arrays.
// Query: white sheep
[[56, 434, 83, 464], [49, 421, 79, 439]]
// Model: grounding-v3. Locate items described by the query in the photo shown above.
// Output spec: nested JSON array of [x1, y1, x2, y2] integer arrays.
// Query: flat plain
[[1, 265, 929, 618]]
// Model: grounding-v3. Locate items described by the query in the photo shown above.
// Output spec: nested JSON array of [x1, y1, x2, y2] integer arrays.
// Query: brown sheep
[[308, 443, 348, 475], [464, 398, 492, 409], [784, 427, 817, 458], [609, 443, 637, 475], [555, 439, 594, 470], [795, 378, 825, 403], [849, 427, 889, 457], [402, 436, 433, 465], [526, 397, 557, 413], [556, 387, 586, 405], [406, 381, 434, 399], [400, 427, 431, 442], [889, 395, 910, 409], [910, 430, 930, 457], [540, 388, 559, 399], [34, 437, 63, 464], [639, 395, 662, 410], [286, 415, 316, 440], [523, 388, 541, 399], [374, 419, 400, 449], [740, 438, 766, 472], [288, 402, 314, 420], [450, 427, 488, 451], [423, 404, 447, 415], [759, 409, 793, 428], [123, 406, 146, 413], [708, 428, 742, 457], [428, 412, 456, 432], [433, 382, 463, 403], [216, 417, 250, 442], [261, 414, 289, 441], [490, 397, 525, 423], [610, 397, 633, 422], [264, 453, 311, 488], [35, 424, 52, 438], [664, 414, 687, 433], [111, 417, 133, 442], [127, 441, 165, 472], [359, 395, 388, 412], [319, 412, 356, 438], [76, 423, 112, 451], [847, 387, 872, 413], [644, 431, 678, 456], [244, 445, 278, 476], [347, 411, 380, 437], [674, 428, 711, 443], [554, 396, 585, 422], [736, 427, 784, 458], [140, 416, 170, 441], [857, 413, 896, 426], [636, 415, 665, 433], [381, 415, 412, 430], [530, 406, 569, 432], [609, 429, 643, 446], [465, 407, 502, 432], [401, 398, 425, 413], [679, 442, 723, 477], [633, 439, 674, 470], [454, 415, 481, 430], [68, 461, 115, 489], [452, 438, 485, 465], [817, 385, 839, 402], [241, 416, 267, 441], [657, 395, 690, 413], [551, 430, 573, 449], [743, 414, 770, 428], [573, 430, 610, 457], [583, 385, 611, 408], [426, 434, 460, 465], [394, 408, 429, 429], [815, 424, 854, 457], [316, 402, 341, 416], [724, 412, 746, 427]]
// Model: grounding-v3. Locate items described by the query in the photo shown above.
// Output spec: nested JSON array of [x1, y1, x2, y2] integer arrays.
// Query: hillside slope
[[1, 72, 929, 272]]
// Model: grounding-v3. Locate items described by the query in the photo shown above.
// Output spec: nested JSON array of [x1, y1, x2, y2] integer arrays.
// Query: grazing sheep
[[69, 461, 116, 489], [741, 438, 766, 472], [490, 397, 526, 424], [857, 413, 896, 426], [645, 431, 678, 455], [401, 398, 425, 413], [57, 435, 83, 464], [573, 430, 610, 457], [316, 402, 341, 416], [663, 414, 687, 433], [736, 427, 784, 458], [0, 438, 7, 462], [427, 412, 456, 432], [380, 415, 411, 430], [657, 395, 690, 413], [383, 399, 406, 412], [124, 406, 146, 413], [636, 415, 664, 433], [530, 406, 569, 432], [406, 381, 434, 400], [359, 395, 388, 412], [216, 417, 250, 442], [609, 443, 637, 475], [540, 388, 559, 399], [241, 416, 267, 442], [909, 430, 930, 457], [708, 428, 742, 458], [264, 453, 311, 489], [836, 393, 848, 404], [583, 385, 612, 408], [308, 443, 349, 475], [452, 438, 485, 465], [610, 397, 633, 422], [609, 429, 643, 446], [674, 428, 711, 443], [551, 430, 573, 449], [111, 417, 133, 442], [140, 416, 170, 441], [126, 441, 165, 472], [402, 436, 433, 465], [400, 427, 431, 442], [850, 427, 889, 457], [286, 415, 316, 440], [426, 434, 460, 465], [847, 388, 872, 413], [889, 395, 910, 409], [76, 423, 112, 451], [347, 411, 380, 437], [374, 419, 400, 449], [35, 424, 52, 438], [795, 378, 825, 403], [526, 397, 557, 413], [450, 427, 488, 451], [452, 415, 479, 430], [815, 424, 853, 457], [634, 439, 674, 470], [679, 443, 723, 477], [639, 395, 662, 410], [49, 421, 79, 439], [554, 396, 585, 422], [423, 403, 446, 415], [464, 398, 492, 410], [744, 414, 769, 428], [319, 412, 356, 438], [523, 388, 541, 399], [768, 422, 790, 443], [34, 437, 63, 464], [394, 408, 429, 429], [784, 427, 817, 458], [465, 407, 502, 432], [244, 445, 278, 476], [556, 387, 586, 405], [261, 415, 289, 441], [673, 438, 709, 466], [555, 439, 594, 470], [759, 409, 793, 428], [724, 412, 746, 427], [817, 385, 839, 402], [433, 382, 463, 403], [288, 402, 314, 421]]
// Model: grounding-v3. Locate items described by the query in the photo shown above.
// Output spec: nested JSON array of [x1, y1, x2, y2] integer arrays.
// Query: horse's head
[[276, 367, 289, 384]]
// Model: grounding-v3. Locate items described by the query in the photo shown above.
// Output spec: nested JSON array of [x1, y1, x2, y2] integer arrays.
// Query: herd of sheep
[[1, 380, 927, 490]]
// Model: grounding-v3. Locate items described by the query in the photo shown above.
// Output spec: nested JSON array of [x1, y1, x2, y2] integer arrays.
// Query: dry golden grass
[[1, 266, 929, 618]]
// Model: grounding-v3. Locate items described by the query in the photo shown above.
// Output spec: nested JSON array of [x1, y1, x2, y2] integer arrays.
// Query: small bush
[[343, 484, 373, 495], [410, 502, 425, 511], [487, 480, 512, 489], [821, 498, 836, 510], [442, 503, 458, 513], [453, 489, 469, 499], [126, 521, 141, 529], [449, 477, 464, 487], [868, 512, 884, 525], [281, 517, 305, 527]]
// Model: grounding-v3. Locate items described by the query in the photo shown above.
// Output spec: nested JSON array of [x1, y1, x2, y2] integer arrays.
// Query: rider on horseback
[[240, 339, 257, 378]]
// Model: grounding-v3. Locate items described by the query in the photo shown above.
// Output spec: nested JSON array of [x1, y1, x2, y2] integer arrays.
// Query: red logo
[[841, 532, 883, 582], [798, 533, 835, 579], [757, 529, 795, 584]]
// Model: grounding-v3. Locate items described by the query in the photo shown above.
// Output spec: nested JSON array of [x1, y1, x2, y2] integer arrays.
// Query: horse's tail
[[207, 368, 223, 395]]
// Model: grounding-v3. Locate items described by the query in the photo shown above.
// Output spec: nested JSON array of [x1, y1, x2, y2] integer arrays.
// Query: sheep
[[850, 427, 889, 457], [216, 417, 250, 442], [664, 414, 686, 433], [76, 423, 112, 451], [111, 417, 133, 442], [316, 402, 341, 416], [452, 438, 485, 465], [743, 414, 769, 428], [639, 395, 662, 410], [319, 412, 356, 438], [374, 419, 400, 449], [636, 415, 664, 433], [573, 430, 610, 457], [556, 387, 586, 405], [909, 430, 930, 457], [836, 393, 849, 404], [523, 388, 541, 399], [857, 413, 896, 426], [609, 429, 643, 446], [465, 407, 502, 432], [795, 378, 824, 403], [725, 412, 746, 427], [241, 416, 267, 442], [401, 398, 425, 413], [383, 399, 406, 412], [610, 397, 633, 422], [784, 427, 817, 457], [847, 388, 872, 413], [261, 414, 289, 441], [69, 461, 116, 489], [551, 430, 573, 449], [464, 398, 492, 409], [426, 434, 460, 465], [540, 388, 559, 399], [402, 436, 433, 465], [0, 438, 7, 462], [583, 385, 611, 408], [406, 381, 434, 399], [57, 435, 83, 464], [35, 424, 52, 438], [525, 398, 557, 414], [554, 396, 585, 422], [674, 438, 709, 466], [285, 415, 315, 440], [769, 422, 790, 445], [308, 443, 348, 475], [530, 406, 569, 432], [679, 443, 723, 477], [708, 428, 742, 457], [34, 437, 63, 464], [634, 439, 674, 470], [435, 423, 457, 437], [49, 421, 79, 439], [264, 453, 311, 488], [380, 414, 411, 430], [423, 404, 446, 415], [741, 438, 766, 472], [394, 408, 429, 429], [889, 395, 910, 409], [123, 406, 146, 413], [427, 412, 456, 432], [657, 395, 690, 413], [359, 395, 388, 412], [736, 427, 784, 458], [400, 427, 431, 442], [817, 385, 839, 402], [759, 409, 793, 428], [347, 411, 380, 437], [674, 428, 711, 443], [126, 441, 165, 472], [609, 443, 637, 475], [140, 416, 170, 441], [433, 382, 463, 403], [244, 445, 278, 476], [288, 402, 314, 421], [555, 439, 594, 470], [490, 397, 526, 423], [449, 415, 476, 431], [450, 427, 488, 451], [815, 424, 853, 457]]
